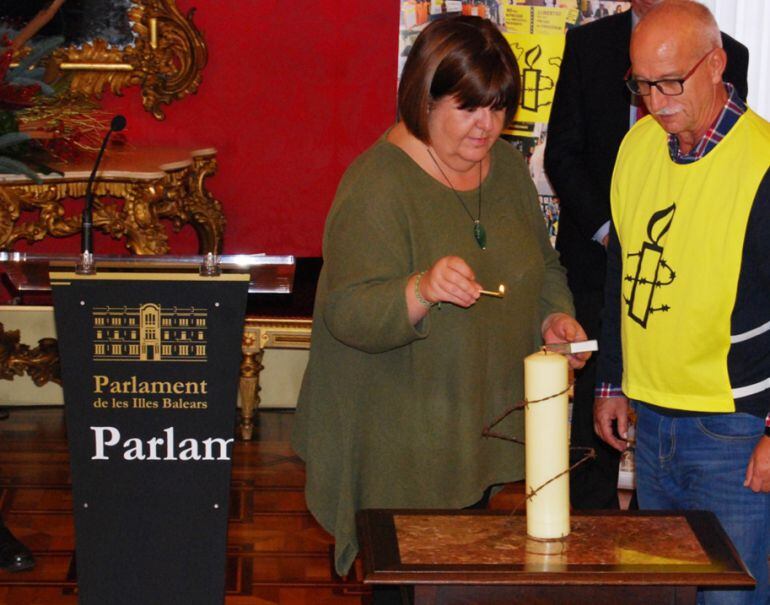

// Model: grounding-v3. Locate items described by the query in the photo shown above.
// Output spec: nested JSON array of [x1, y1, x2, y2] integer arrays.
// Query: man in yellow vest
[[593, 2, 770, 603]]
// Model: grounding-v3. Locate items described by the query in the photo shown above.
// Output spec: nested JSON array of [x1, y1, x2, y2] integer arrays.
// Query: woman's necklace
[[425, 146, 486, 250]]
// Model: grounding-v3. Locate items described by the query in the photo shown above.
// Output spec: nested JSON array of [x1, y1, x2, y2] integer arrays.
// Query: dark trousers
[[371, 586, 411, 605], [569, 287, 620, 510]]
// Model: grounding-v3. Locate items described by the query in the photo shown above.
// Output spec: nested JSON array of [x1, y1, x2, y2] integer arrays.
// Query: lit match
[[480, 284, 505, 298]]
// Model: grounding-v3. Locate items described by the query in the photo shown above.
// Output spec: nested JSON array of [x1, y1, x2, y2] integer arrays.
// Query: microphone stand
[[77, 115, 126, 275]]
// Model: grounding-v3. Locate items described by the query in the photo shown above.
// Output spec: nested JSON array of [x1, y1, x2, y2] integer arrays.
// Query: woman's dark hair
[[398, 16, 520, 143]]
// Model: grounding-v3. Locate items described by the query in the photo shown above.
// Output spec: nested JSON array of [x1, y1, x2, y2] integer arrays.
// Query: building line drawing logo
[[93, 304, 208, 362]]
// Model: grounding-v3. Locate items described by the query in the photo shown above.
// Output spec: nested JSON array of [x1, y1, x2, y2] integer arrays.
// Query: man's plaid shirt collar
[[667, 83, 746, 164]]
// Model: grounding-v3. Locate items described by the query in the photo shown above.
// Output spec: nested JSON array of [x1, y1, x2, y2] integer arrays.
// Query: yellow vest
[[611, 110, 770, 412]]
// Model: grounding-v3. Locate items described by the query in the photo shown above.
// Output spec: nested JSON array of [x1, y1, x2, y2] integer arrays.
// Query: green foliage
[[0, 34, 64, 180], [0, 131, 30, 150], [0, 110, 18, 135], [9, 35, 64, 78], [0, 155, 42, 183]]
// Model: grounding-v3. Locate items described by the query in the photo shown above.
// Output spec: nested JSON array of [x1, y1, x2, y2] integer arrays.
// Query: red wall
[[96, 0, 399, 257]]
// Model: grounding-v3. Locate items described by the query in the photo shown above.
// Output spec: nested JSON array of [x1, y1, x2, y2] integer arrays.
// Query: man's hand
[[744, 435, 770, 492], [594, 396, 630, 451]]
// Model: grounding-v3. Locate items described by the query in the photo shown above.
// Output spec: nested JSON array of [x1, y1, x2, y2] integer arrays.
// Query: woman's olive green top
[[291, 134, 574, 575]]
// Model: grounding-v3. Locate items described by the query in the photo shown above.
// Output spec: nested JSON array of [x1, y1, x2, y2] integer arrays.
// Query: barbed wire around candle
[[481, 381, 596, 513]]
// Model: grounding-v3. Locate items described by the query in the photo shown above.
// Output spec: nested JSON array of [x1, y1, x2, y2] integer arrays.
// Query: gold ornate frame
[[0, 323, 60, 388], [240, 318, 312, 440], [48, 0, 207, 120]]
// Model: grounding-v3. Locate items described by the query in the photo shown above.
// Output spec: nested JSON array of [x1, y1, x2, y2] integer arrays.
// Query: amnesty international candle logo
[[92, 303, 207, 362], [624, 203, 677, 328], [501, 6, 569, 132], [516, 43, 557, 113]]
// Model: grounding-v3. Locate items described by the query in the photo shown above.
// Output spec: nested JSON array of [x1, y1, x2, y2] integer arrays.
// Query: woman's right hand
[[406, 256, 481, 325], [420, 256, 481, 307]]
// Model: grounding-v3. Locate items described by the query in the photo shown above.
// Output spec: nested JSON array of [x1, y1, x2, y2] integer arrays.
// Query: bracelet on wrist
[[414, 271, 434, 309]]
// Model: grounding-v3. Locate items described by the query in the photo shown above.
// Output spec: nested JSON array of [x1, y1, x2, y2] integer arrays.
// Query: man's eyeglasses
[[625, 49, 714, 96]]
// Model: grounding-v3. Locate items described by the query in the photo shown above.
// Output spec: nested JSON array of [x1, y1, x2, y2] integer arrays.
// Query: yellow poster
[[504, 31, 566, 133], [506, 6, 570, 34], [505, 6, 532, 34]]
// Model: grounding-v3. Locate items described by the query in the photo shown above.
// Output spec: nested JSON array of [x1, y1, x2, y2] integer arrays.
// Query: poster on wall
[[398, 0, 631, 240]]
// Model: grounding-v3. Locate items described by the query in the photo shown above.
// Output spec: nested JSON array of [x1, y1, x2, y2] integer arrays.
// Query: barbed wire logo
[[624, 203, 677, 328]]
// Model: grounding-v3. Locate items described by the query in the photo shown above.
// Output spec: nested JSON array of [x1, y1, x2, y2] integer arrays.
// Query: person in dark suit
[[594, 3, 609, 18], [0, 517, 34, 572], [544, 0, 749, 510]]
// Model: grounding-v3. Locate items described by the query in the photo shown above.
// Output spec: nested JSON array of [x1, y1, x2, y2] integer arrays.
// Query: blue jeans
[[635, 403, 770, 605]]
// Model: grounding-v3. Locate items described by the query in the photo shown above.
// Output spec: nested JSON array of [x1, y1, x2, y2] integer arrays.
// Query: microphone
[[78, 115, 127, 274]]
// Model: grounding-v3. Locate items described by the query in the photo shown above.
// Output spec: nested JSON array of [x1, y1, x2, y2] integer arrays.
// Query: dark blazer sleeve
[[721, 32, 749, 101], [597, 220, 623, 387], [544, 29, 608, 242]]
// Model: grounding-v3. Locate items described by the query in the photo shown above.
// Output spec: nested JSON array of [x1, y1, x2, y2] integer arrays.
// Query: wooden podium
[[0, 253, 293, 604], [357, 509, 754, 605]]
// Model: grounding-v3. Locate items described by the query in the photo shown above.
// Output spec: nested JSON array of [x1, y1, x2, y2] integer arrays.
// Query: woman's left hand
[[541, 312, 590, 369]]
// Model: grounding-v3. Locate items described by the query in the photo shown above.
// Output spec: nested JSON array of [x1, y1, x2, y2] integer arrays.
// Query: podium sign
[[51, 272, 249, 605]]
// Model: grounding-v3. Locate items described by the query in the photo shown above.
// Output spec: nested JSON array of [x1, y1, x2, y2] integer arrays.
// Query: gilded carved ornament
[[0, 324, 60, 387], [47, 0, 208, 120], [0, 149, 224, 255]]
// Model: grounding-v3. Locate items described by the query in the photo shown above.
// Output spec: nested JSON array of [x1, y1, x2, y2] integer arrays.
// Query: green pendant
[[474, 221, 487, 250]]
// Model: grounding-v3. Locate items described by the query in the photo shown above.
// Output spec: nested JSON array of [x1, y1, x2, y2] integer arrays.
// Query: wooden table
[[357, 509, 754, 605]]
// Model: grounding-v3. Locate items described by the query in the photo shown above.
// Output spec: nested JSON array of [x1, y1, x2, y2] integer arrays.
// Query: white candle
[[524, 350, 570, 540]]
